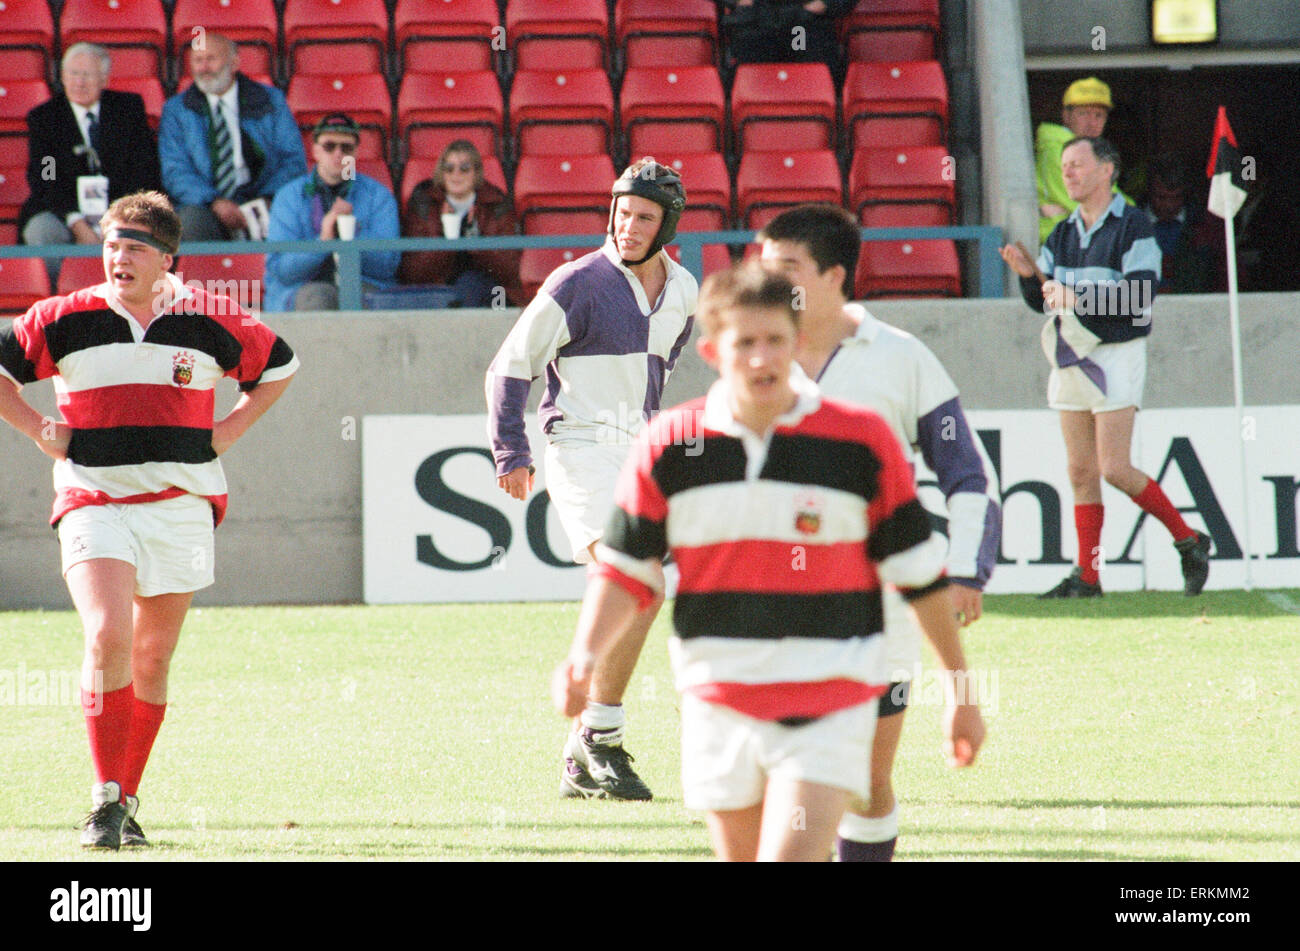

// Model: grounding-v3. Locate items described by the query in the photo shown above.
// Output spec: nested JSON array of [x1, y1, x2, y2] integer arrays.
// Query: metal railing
[[4, 225, 1005, 310]]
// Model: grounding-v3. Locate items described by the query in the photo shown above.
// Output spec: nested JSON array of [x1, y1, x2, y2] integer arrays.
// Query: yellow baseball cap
[[1063, 77, 1112, 109]]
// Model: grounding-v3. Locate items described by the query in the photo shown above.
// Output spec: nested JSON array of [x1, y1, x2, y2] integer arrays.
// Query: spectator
[[1036, 77, 1129, 243], [159, 33, 306, 242], [721, 0, 854, 83], [1143, 154, 1218, 294], [21, 43, 161, 279], [264, 114, 400, 312], [398, 140, 523, 307]]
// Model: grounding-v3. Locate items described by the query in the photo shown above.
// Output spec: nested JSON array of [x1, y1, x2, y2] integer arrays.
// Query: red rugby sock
[[1075, 503, 1105, 585], [120, 698, 167, 798], [83, 684, 134, 789], [1131, 478, 1195, 542]]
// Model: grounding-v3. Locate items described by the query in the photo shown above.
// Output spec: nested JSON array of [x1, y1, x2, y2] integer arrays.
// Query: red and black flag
[[1206, 106, 1247, 220]]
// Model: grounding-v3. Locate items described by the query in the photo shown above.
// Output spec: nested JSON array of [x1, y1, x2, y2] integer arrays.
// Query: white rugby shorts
[[543, 439, 629, 564], [1049, 336, 1147, 413], [679, 692, 878, 812], [58, 495, 216, 597]]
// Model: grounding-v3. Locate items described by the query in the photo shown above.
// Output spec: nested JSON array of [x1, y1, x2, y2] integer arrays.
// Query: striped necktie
[[86, 110, 100, 151], [211, 100, 237, 199]]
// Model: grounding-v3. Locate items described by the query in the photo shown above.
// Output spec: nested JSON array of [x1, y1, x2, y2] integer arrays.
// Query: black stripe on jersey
[[674, 590, 884, 642], [900, 576, 950, 602], [867, 497, 934, 562], [763, 432, 882, 501], [239, 336, 295, 392], [43, 309, 133, 363], [604, 507, 668, 561], [146, 314, 244, 371], [652, 436, 747, 499], [69, 426, 216, 467], [0, 327, 38, 385]]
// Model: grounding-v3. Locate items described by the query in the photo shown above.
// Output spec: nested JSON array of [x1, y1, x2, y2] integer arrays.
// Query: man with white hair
[[21, 43, 160, 275], [159, 33, 305, 241]]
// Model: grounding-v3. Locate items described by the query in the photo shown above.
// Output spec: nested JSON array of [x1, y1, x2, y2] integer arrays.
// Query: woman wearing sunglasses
[[399, 140, 523, 307]]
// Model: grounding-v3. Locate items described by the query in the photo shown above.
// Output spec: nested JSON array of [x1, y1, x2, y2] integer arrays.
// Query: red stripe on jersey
[[673, 539, 880, 595], [591, 561, 657, 611], [690, 679, 885, 721], [59, 383, 215, 431], [53, 488, 228, 527]]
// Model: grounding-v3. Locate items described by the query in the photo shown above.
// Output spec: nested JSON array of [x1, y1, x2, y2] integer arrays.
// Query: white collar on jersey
[[702, 361, 822, 438], [842, 302, 885, 346]]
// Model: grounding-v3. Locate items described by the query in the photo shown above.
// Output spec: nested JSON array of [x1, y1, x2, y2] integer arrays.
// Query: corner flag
[[1206, 106, 1246, 219]]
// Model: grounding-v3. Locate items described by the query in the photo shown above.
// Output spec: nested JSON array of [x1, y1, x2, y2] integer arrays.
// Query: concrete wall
[[1021, 0, 1300, 52], [3, 292, 1297, 608]]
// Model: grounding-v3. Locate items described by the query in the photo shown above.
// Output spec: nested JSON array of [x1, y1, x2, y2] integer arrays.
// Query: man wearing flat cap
[[264, 113, 400, 311]]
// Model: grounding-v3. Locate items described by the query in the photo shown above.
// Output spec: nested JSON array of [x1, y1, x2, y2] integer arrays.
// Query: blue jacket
[[159, 75, 306, 207], [263, 170, 401, 312]]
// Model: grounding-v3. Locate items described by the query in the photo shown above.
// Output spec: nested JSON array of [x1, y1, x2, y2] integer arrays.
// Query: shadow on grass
[[984, 589, 1300, 619]]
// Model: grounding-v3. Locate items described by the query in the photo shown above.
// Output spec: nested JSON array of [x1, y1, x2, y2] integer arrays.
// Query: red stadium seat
[[736, 150, 842, 230], [60, 0, 168, 80], [173, 254, 267, 312], [109, 75, 165, 130], [513, 153, 616, 234], [730, 63, 837, 153], [287, 73, 394, 161], [653, 151, 731, 232], [509, 69, 614, 158], [506, 0, 609, 72], [519, 246, 589, 299], [394, 0, 499, 74], [396, 70, 503, 163], [840, 0, 940, 63], [848, 145, 954, 228], [355, 158, 394, 193], [855, 238, 961, 298], [171, 0, 278, 86], [615, 0, 717, 68], [57, 255, 107, 296], [0, 257, 51, 314], [282, 0, 389, 77], [0, 79, 50, 137], [619, 66, 725, 156], [843, 60, 949, 149], [664, 242, 733, 278], [0, 165, 29, 232], [0, 0, 56, 82], [399, 155, 506, 206]]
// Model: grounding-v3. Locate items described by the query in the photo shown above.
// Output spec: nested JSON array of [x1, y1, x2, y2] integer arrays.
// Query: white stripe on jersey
[[669, 633, 889, 693], [54, 342, 226, 393], [664, 480, 870, 550]]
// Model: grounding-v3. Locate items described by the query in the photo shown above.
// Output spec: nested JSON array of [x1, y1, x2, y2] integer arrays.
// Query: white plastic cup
[[336, 213, 356, 240], [441, 212, 462, 239]]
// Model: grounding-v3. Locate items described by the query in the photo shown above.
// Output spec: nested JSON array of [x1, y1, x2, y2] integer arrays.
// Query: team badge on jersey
[[794, 491, 823, 535], [172, 351, 196, 386]]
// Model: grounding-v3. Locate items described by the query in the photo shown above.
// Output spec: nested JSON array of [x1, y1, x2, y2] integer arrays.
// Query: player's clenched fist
[[551, 656, 593, 718], [943, 701, 985, 768], [497, 465, 534, 500]]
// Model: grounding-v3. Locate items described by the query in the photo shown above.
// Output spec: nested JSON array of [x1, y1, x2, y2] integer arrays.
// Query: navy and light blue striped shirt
[[1020, 194, 1162, 343]]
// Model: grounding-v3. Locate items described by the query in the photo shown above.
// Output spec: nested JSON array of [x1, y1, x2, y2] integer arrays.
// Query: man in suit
[[21, 43, 162, 271], [159, 33, 306, 242]]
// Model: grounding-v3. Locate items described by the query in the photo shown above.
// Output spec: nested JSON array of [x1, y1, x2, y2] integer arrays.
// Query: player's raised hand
[[498, 465, 534, 500]]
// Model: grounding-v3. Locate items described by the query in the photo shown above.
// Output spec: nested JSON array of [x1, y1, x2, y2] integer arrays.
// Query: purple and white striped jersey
[[816, 305, 1001, 588], [486, 242, 697, 478]]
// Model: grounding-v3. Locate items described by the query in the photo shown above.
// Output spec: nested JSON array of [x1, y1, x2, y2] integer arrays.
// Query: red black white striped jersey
[[594, 370, 948, 720], [0, 273, 299, 526]]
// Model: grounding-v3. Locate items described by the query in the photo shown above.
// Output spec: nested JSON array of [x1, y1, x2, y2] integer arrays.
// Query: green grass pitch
[[1, 591, 1296, 861]]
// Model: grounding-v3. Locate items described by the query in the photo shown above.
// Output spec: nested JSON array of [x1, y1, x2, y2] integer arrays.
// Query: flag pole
[[1222, 197, 1253, 590]]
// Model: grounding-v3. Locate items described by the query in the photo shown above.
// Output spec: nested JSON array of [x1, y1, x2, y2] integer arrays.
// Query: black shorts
[[878, 681, 911, 718]]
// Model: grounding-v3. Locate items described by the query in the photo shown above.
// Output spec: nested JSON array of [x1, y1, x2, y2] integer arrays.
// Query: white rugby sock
[[580, 702, 625, 731], [838, 806, 900, 843]]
